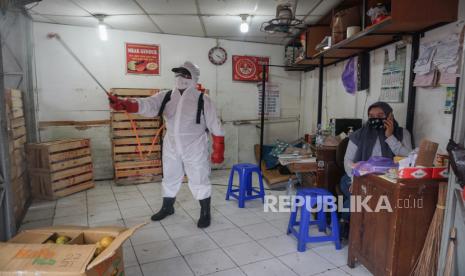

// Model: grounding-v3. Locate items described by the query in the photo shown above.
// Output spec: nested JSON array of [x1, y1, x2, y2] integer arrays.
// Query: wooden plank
[[115, 160, 161, 170], [49, 147, 91, 163], [11, 117, 25, 129], [113, 145, 161, 154], [112, 129, 159, 137], [48, 139, 90, 153], [10, 135, 26, 150], [51, 164, 93, 182], [39, 120, 110, 127], [113, 152, 161, 161], [112, 120, 160, 129], [113, 137, 157, 145], [10, 107, 24, 119], [53, 181, 95, 198], [115, 175, 162, 186], [11, 126, 26, 139], [115, 167, 162, 178], [111, 88, 159, 97], [50, 155, 92, 172], [52, 172, 94, 191], [112, 112, 159, 121]]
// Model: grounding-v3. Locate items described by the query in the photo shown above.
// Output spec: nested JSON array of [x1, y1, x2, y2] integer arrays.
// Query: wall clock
[[208, 46, 227, 65]]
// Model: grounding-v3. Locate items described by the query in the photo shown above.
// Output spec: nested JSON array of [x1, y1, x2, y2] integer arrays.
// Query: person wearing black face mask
[[338, 101, 412, 239]]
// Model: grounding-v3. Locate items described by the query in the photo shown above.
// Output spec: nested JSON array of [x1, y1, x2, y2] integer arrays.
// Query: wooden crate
[[5, 89, 29, 222], [110, 88, 163, 185], [26, 139, 95, 200]]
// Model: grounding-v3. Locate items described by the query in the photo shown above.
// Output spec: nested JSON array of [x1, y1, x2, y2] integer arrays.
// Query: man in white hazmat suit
[[108, 61, 225, 228]]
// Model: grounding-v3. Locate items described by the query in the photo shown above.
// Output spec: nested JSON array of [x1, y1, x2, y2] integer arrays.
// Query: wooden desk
[[348, 175, 441, 276]]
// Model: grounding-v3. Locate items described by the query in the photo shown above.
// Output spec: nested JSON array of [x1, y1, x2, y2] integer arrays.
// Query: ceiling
[[26, 0, 342, 45]]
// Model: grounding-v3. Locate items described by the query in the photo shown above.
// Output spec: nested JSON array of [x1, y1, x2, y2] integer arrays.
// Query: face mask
[[175, 76, 194, 90], [368, 118, 386, 129]]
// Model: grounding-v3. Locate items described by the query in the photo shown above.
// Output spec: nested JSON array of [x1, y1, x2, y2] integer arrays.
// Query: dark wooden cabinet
[[348, 175, 440, 276], [316, 146, 344, 195]]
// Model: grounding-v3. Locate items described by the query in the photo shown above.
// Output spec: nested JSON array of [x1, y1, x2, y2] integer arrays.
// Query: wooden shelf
[[288, 0, 458, 69]]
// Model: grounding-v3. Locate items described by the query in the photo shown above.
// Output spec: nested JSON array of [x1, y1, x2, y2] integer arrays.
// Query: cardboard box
[[432, 167, 449, 179], [0, 224, 144, 275], [398, 167, 433, 179]]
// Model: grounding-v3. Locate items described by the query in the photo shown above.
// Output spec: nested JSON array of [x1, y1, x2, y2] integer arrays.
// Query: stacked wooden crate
[[26, 139, 95, 200], [110, 88, 163, 185], [5, 89, 29, 221]]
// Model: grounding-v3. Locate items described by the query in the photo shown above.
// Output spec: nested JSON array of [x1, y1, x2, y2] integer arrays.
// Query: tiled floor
[[21, 170, 373, 276]]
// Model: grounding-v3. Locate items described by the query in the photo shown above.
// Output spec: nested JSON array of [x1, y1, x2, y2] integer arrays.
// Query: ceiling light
[[95, 14, 108, 41], [240, 14, 249, 33]]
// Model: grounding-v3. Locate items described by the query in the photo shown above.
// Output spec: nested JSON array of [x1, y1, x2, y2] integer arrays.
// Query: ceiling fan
[[261, 0, 304, 34]]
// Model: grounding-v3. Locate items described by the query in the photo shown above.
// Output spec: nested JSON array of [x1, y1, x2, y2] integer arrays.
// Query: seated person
[[339, 101, 412, 238]]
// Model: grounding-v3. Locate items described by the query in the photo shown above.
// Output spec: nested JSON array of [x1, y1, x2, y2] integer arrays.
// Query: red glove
[[211, 135, 225, 164], [108, 94, 139, 113]]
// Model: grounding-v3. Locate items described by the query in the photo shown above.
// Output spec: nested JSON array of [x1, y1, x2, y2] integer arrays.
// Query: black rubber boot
[[151, 197, 175, 221], [197, 197, 211, 228]]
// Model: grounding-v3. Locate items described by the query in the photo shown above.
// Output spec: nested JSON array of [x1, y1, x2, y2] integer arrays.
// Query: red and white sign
[[232, 55, 269, 82], [126, 43, 160, 75]]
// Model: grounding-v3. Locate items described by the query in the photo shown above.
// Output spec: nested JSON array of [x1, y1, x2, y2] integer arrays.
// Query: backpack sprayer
[[47, 33, 163, 160]]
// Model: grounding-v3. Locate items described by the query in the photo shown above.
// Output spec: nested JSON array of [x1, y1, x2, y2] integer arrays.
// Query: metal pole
[[406, 33, 420, 146], [317, 56, 324, 125], [259, 64, 266, 167], [0, 32, 16, 239]]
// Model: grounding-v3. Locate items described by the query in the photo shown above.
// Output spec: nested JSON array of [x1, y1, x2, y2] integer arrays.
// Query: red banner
[[232, 55, 269, 82], [126, 43, 160, 75]]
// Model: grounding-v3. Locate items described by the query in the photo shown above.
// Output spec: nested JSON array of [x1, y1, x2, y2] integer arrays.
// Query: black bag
[[446, 139, 465, 187]]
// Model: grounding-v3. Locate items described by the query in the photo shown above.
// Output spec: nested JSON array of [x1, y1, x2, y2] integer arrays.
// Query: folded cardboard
[[398, 167, 449, 179], [0, 223, 144, 275], [416, 139, 439, 167]]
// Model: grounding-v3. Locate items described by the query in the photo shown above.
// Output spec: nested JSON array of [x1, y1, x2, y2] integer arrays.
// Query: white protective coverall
[[135, 85, 224, 200]]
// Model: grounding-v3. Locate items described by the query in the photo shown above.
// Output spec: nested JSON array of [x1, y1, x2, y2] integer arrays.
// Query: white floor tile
[[268, 218, 290, 232], [87, 202, 119, 213], [131, 226, 170, 245], [117, 198, 149, 209], [88, 218, 125, 228], [123, 245, 139, 268], [240, 222, 281, 240], [203, 215, 236, 233], [53, 214, 88, 226], [54, 205, 86, 218], [159, 208, 194, 226], [173, 233, 218, 255], [184, 248, 236, 276], [208, 228, 252, 247], [225, 212, 266, 227], [279, 250, 336, 276], [257, 235, 298, 257], [23, 208, 55, 222], [240, 258, 297, 276], [312, 244, 348, 267], [120, 206, 153, 219], [88, 210, 122, 224], [19, 219, 53, 231], [315, 268, 350, 276], [223, 241, 273, 266], [141, 256, 193, 276], [340, 264, 373, 276], [205, 267, 246, 276], [124, 265, 143, 276], [164, 221, 204, 239], [114, 192, 144, 201], [133, 239, 180, 264], [124, 216, 160, 229]]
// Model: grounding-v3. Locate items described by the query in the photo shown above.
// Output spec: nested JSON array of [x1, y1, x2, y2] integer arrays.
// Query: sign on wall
[[126, 43, 160, 75], [232, 55, 269, 82], [257, 82, 280, 118]]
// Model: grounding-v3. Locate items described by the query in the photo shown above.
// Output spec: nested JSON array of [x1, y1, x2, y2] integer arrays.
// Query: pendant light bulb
[[95, 14, 108, 41], [240, 14, 249, 33]]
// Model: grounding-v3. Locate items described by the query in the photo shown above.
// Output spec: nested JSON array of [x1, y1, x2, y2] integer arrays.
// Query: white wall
[[33, 22, 301, 179], [301, 21, 462, 152]]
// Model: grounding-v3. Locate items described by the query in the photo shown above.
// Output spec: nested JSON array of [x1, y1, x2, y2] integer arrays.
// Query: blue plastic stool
[[287, 188, 341, 252], [226, 163, 265, 208]]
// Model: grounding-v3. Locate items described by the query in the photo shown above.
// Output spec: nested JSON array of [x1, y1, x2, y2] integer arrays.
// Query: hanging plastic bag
[[342, 57, 357, 94]]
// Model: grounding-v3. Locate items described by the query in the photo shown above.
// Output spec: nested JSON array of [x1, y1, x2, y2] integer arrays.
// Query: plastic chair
[[287, 188, 341, 252], [226, 163, 265, 208]]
